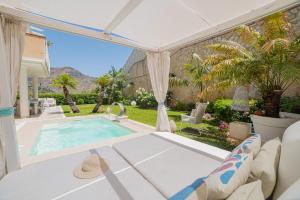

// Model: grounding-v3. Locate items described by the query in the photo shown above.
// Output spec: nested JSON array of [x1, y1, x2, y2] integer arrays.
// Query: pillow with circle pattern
[[205, 153, 253, 200], [227, 134, 261, 159]]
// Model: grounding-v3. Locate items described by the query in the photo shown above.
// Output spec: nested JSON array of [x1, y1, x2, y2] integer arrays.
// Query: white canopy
[[0, 0, 298, 51]]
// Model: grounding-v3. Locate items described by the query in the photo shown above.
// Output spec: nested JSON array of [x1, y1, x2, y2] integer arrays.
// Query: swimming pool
[[30, 117, 133, 155]]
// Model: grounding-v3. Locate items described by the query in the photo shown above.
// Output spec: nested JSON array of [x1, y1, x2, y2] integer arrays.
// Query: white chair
[[180, 102, 208, 131], [46, 98, 56, 107]]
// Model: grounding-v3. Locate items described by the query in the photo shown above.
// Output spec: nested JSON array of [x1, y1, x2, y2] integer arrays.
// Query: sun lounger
[[0, 147, 165, 200], [113, 134, 222, 198]]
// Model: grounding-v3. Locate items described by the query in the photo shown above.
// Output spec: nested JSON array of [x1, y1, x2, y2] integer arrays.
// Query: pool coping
[[17, 114, 155, 166]]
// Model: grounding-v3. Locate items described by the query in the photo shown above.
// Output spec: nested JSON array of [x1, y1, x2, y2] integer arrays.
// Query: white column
[[19, 67, 29, 118], [32, 76, 39, 99]]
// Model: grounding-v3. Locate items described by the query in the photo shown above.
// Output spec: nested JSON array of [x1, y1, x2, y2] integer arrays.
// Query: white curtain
[[0, 15, 27, 178], [146, 51, 171, 132]]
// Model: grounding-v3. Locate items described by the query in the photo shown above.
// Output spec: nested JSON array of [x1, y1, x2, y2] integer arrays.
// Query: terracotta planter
[[251, 113, 300, 142], [229, 121, 252, 140]]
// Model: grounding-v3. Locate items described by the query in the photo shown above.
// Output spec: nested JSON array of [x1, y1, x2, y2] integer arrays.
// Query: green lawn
[[62, 104, 236, 150]]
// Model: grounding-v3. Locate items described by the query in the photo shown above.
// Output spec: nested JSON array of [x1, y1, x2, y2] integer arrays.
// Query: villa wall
[[123, 5, 300, 103], [23, 33, 47, 60]]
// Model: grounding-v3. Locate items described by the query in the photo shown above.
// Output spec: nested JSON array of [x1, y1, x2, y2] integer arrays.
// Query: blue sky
[[42, 28, 133, 77]]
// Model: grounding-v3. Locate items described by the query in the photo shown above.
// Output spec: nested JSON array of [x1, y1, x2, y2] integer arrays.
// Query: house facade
[[17, 32, 50, 118]]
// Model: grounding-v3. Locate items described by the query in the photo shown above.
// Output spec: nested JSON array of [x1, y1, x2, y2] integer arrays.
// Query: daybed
[[0, 121, 300, 200]]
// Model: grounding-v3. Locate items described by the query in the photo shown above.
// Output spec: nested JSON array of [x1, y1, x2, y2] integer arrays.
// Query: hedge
[[206, 99, 258, 123], [39, 93, 100, 105]]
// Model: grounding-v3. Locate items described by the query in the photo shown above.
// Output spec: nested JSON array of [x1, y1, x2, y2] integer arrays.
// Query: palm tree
[[52, 73, 80, 113], [200, 13, 300, 118], [169, 73, 189, 87], [106, 66, 127, 103], [184, 53, 211, 101], [92, 74, 112, 113]]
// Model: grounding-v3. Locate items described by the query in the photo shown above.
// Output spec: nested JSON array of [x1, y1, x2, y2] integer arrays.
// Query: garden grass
[[62, 104, 235, 150]]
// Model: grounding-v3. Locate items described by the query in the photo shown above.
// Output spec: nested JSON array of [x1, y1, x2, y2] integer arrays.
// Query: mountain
[[39, 67, 97, 93]]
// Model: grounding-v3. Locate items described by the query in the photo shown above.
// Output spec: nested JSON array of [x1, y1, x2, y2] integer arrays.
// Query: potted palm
[[52, 73, 80, 113], [200, 13, 300, 142], [184, 53, 211, 113]]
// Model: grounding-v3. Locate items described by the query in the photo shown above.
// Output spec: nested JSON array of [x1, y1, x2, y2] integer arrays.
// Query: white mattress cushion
[[0, 147, 165, 200], [227, 180, 264, 200], [113, 134, 221, 198], [248, 137, 281, 198]]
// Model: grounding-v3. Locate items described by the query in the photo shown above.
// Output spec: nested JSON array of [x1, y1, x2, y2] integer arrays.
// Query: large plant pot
[[251, 113, 300, 142], [229, 121, 252, 140]]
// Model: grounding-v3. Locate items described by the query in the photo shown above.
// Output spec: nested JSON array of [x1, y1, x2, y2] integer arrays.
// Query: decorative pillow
[[169, 177, 207, 200], [205, 153, 253, 200], [228, 134, 261, 159], [248, 137, 281, 198], [226, 180, 264, 200]]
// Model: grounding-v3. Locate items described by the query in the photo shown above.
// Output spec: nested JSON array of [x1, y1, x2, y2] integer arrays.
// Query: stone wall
[[123, 5, 300, 102]]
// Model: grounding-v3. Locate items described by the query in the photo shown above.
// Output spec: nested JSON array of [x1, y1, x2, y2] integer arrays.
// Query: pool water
[[30, 117, 133, 155]]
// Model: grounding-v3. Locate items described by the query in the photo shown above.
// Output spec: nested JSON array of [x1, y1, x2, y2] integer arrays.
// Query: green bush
[[135, 88, 157, 108], [280, 96, 300, 114], [76, 98, 84, 105], [39, 93, 99, 105], [168, 100, 195, 111], [211, 99, 258, 122]]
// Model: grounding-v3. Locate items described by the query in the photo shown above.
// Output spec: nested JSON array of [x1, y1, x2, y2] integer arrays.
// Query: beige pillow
[[226, 180, 264, 200], [248, 137, 281, 198], [206, 153, 253, 200]]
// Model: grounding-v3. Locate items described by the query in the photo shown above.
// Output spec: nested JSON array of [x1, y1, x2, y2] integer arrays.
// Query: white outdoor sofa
[[1, 122, 300, 200]]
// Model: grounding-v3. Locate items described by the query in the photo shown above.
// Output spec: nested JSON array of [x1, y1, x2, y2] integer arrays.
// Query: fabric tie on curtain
[[146, 51, 171, 132], [0, 15, 27, 178], [0, 107, 15, 117]]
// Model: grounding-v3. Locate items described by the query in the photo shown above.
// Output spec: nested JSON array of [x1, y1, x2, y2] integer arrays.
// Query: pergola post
[[32, 76, 39, 99], [19, 67, 29, 118]]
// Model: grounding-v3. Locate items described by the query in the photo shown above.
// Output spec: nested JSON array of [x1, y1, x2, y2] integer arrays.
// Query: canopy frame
[[0, 0, 299, 52], [0, 5, 157, 52]]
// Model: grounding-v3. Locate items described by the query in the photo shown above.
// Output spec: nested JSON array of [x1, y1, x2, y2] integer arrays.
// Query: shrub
[[211, 99, 258, 122], [39, 93, 98, 105], [135, 88, 157, 108], [280, 96, 300, 114], [76, 98, 84, 105], [169, 100, 195, 111]]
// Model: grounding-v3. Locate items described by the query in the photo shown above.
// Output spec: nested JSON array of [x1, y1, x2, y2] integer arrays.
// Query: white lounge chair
[[181, 102, 208, 125], [46, 98, 57, 107]]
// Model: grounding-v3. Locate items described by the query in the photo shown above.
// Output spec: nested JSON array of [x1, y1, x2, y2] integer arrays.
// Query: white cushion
[[273, 121, 300, 199], [206, 153, 253, 200], [248, 138, 281, 198], [226, 180, 264, 200], [277, 178, 300, 200]]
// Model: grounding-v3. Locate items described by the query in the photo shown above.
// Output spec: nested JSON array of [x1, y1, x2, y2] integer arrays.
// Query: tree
[[169, 73, 189, 87], [200, 12, 300, 118], [52, 73, 80, 113], [184, 53, 211, 101], [92, 74, 112, 113], [106, 66, 127, 103]]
